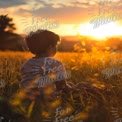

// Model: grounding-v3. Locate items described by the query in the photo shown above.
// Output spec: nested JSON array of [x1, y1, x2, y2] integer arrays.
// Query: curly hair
[[25, 30, 60, 55]]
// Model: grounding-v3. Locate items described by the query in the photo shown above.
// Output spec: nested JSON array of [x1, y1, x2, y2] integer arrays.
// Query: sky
[[0, 0, 122, 39]]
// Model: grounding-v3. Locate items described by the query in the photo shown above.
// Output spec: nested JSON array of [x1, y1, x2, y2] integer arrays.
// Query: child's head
[[25, 30, 60, 57]]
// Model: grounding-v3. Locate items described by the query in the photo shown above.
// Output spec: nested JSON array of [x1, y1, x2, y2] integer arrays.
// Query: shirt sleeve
[[50, 60, 68, 82], [20, 61, 35, 88]]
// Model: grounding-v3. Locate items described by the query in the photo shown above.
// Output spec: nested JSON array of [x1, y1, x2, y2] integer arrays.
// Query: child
[[20, 29, 73, 95]]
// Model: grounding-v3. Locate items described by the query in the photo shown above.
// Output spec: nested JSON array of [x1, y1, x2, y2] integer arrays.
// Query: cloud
[[52, 4, 64, 8], [64, 1, 90, 8], [0, 0, 121, 24], [0, 0, 26, 8]]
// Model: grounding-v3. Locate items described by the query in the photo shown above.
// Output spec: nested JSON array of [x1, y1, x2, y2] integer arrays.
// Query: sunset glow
[[0, 0, 121, 38], [77, 22, 122, 40]]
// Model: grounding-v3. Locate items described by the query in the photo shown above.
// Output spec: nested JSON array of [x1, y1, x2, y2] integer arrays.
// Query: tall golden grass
[[0, 51, 122, 122]]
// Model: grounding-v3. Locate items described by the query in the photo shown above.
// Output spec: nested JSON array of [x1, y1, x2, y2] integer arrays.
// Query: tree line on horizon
[[0, 15, 122, 52]]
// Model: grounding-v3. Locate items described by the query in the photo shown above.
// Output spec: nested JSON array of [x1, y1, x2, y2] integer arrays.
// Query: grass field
[[0, 51, 122, 122]]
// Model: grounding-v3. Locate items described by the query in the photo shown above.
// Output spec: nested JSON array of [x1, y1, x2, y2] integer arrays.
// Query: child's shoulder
[[42, 57, 63, 65], [21, 58, 33, 67], [20, 58, 32, 72], [22, 57, 63, 67]]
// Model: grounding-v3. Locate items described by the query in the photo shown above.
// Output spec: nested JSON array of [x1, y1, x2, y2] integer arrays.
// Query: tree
[[0, 14, 16, 33], [0, 15, 25, 51]]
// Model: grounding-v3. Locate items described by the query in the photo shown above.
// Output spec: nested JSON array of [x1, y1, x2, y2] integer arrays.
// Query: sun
[[77, 22, 122, 40]]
